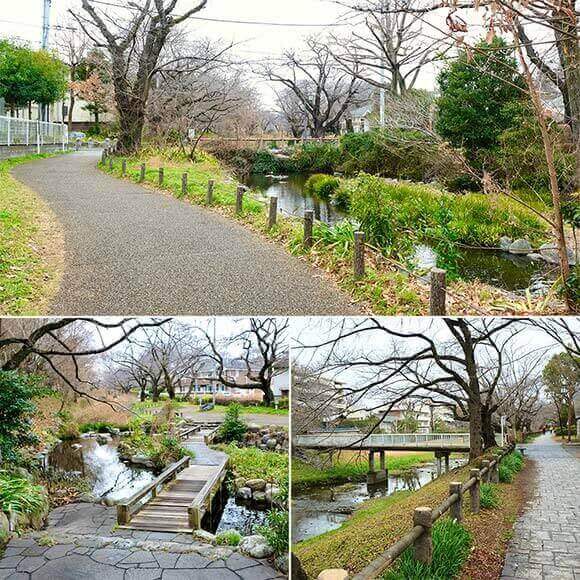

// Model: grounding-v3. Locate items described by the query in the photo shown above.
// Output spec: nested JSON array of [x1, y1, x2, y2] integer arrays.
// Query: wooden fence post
[[101, 150, 106, 164], [122, 159, 127, 176], [181, 173, 188, 196], [236, 185, 244, 214], [449, 482, 463, 523], [158, 167, 164, 186], [470, 469, 480, 514], [117, 504, 129, 525], [139, 163, 146, 183], [207, 179, 214, 204], [413, 507, 433, 565], [108, 157, 113, 171], [491, 460, 500, 483], [354, 231, 366, 279], [304, 210, 314, 249], [268, 196, 278, 229], [481, 460, 491, 483], [430, 268, 447, 315]]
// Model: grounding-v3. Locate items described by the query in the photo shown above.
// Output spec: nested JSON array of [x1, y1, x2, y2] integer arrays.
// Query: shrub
[[0, 471, 48, 516], [480, 483, 500, 509], [218, 403, 247, 443], [499, 451, 524, 483], [291, 142, 341, 173], [223, 443, 288, 486], [252, 150, 280, 175], [384, 518, 472, 580], [277, 397, 289, 410], [332, 184, 351, 210], [79, 421, 117, 434], [304, 174, 340, 199], [255, 508, 288, 557], [215, 529, 242, 546]]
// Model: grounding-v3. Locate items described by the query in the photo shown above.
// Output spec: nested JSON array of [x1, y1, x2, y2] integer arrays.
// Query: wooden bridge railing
[[348, 444, 515, 580], [187, 456, 229, 529], [178, 424, 201, 439], [116, 455, 191, 525]]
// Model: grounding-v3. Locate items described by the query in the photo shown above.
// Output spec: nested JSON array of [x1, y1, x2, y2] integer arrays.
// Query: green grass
[[220, 442, 288, 486], [0, 470, 48, 516], [383, 518, 472, 580], [498, 451, 524, 483], [215, 529, 241, 546], [132, 400, 288, 416], [480, 482, 501, 509], [292, 453, 434, 491], [0, 154, 62, 314]]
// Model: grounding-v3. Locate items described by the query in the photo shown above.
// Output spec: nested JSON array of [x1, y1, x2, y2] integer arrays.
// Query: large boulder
[[539, 243, 559, 264], [236, 487, 252, 501], [265, 485, 280, 503], [245, 479, 267, 491], [509, 239, 532, 255], [239, 534, 274, 559], [194, 529, 216, 544], [499, 236, 512, 251], [266, 438, 278, 449]]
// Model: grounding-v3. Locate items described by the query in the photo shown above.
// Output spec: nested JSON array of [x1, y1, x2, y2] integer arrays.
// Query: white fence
[[0, 116, 68, 151], [295, 432, 471, 449]]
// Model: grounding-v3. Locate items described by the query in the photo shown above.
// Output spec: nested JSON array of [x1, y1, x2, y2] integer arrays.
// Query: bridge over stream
[[116, 423, 228, 533], [294, 432, 471, 484]]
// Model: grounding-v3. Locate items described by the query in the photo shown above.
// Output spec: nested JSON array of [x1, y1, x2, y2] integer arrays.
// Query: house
[[373, 399, 456, 433]]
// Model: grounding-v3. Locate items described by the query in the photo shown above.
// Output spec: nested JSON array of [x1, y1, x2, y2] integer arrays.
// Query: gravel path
[[500, 435, 580, 580], [13, 152, 358, 315]]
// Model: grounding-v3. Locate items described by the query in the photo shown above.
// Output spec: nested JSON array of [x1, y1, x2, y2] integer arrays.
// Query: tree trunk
[[468, 397, 483, 460], [262, 384, 275, 406], [481, 407, 497, 449], [116, 100, 145, 154]]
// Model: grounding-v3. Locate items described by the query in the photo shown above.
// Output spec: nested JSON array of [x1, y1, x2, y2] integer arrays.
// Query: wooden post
[[430, 268, 447, 315], [181, 173, 188, 196], [207, 179, 215, 204], [491, 461, 500, 483], [122, 159, 127, 176], [481, 460, 491, 483], [449, 482, 463, 523], [413, 507, 433, 565], [369, 450, 375, 472], [354, 231, 366, 279], [470, 468, 480, 514], [101, 150, 106, 164], [268, 196, 278, 229], [139, 163, 146, 183], [158, 167, 164, 186], [379, 450, 386, 471], [236, 185, 244, 214], [108, 157, 113, 171], [304, 210, 314, 249], [444, 453, 450, 472], [117, 504, 129, 525]]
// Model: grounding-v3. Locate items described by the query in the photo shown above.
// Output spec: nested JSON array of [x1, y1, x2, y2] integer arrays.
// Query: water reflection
[[214, 497, 268, 536]]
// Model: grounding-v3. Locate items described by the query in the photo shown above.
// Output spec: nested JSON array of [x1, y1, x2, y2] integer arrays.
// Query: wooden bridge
[[116, 423, 228, 533]]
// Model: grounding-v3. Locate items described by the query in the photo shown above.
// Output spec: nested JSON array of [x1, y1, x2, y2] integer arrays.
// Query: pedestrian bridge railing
[[0, 116, 68, 150], [294, 432, 471, 450]]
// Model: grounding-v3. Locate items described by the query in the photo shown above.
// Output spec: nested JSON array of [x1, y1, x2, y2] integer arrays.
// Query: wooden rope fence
[[349, 445, 515, 580], [98, 155, 485, 315]]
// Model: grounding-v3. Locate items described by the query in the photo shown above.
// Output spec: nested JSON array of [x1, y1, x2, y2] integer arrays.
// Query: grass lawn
[[0, 155, 63, 314], [293, 450, 527, 578], [132, 400, 288, 416], [292, 452, 434, 492]]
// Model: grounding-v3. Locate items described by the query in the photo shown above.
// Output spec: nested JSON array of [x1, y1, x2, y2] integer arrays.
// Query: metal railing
[[295, 432, 471, 449], [0, 116, 68, 151]]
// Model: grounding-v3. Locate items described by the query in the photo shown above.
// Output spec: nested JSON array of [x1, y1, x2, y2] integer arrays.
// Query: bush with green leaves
[[304, 174, 340, 199], [499, 451, 524, 483], [480, 483, 500, 509], [252, 150, 280, 175], [215, 529, 241, 546], [256, 508, 288, 557], [0, 471, 47, 517], [291, 142, 341, 173], [0, 371, 47, 463], [218, 403, 247, 443], [384, 518, 472, 579]]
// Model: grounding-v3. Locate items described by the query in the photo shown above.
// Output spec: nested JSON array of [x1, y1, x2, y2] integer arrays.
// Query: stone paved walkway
[[0, 503, 284, 579], [12, 151, 358, 316], [500, 435, 580, 580]]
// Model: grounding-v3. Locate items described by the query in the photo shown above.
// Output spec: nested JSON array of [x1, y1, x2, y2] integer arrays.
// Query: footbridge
[[294, 432, 470, 484]]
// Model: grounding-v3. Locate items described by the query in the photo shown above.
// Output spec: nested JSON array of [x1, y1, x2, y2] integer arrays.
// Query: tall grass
[[222, 442, 288, 486], [0, 471, 47, 516], [480, 483, 501, 509], [383, 518, 472, 580], [498, 451, 524, 483]]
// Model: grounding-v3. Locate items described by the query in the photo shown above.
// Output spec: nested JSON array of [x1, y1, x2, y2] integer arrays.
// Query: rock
[[245, 479, 267, 491], [193, 530, 216, 544], [253, 491, 267, 504], [247, 423, 261, 433], [527, 253, 542, 261], [239, 535, 274, 559], [265, 485, 280, 503], [96, 434, 111, 445], [499, 236, 512, 251], [539, 243, 559, 264], [233, 478, 245, 491], [0, 511, 9, 537], [266, 438, 277, 449], [509, 239, 532, 254], [236, 487, 252, 500], [131, 454, 154, 468], [317, 568, 350, 580], [275, 554, 289, 574], [80, 433, 92, 439], [78, 493, 98, 503], [261, 435, 270, 444], [71, 443, 83, 451], [102, 495, 118, 507]]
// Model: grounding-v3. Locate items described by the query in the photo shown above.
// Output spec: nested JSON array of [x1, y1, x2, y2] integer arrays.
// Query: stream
[[292, 458, 466, 543], [48, 437, 266, 534], [246, 174, 555, 295]]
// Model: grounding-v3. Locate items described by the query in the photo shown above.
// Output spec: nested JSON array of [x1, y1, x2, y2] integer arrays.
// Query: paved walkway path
[[500, 435, 580, 580], [13, 151, 358, 315], [0, 502, 283, 579]]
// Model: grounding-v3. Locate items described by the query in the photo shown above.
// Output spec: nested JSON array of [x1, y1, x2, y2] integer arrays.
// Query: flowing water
[[292, 458, 466, 543], [245, 174, 555, 294]]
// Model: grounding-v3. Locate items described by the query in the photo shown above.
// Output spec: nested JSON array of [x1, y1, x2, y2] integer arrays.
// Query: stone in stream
[[509, 239, 532, 254], [239, 534, 274, 559], [236, 487, 252, 500], [265, 485, 280, 503], [499, 236, 512, 251], [539, 242, 559, 264], [253, 491, 267, 504], [245, 479, 267, 491], [528, 253, 543, 261]]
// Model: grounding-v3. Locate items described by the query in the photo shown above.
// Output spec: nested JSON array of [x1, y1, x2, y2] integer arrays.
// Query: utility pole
[[40, 0, 52, 121]]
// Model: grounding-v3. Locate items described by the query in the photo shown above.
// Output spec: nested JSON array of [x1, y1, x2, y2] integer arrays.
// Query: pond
[[245, 174, 556, 294], [49, 437, 266, 534], [292, 458, 466, 543]]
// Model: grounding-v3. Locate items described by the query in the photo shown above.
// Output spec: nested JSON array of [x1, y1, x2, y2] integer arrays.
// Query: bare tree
[[263, 38, 363, 137], [70, 0, 209, 153], [200, 318, 289, 406]]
